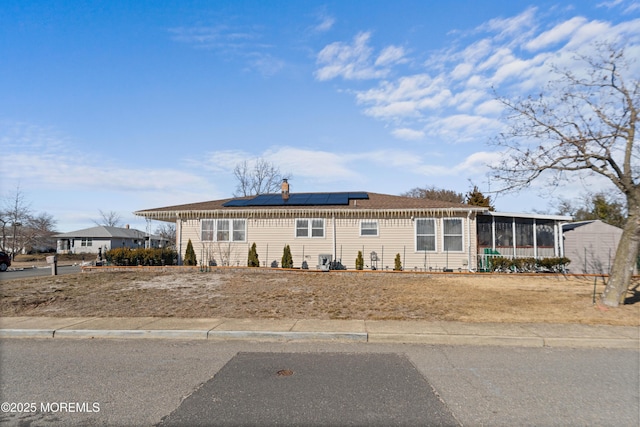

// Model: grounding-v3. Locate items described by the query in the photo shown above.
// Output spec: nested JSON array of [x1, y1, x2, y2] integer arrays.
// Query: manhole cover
[[276, 369, 294, 377]]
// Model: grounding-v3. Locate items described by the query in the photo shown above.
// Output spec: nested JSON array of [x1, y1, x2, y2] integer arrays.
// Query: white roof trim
[[481, 211, 572, 221]]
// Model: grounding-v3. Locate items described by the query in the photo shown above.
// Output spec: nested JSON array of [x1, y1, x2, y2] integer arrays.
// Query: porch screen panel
[[416, 219, 436, 251], [536, 220, 555, 247], [494, 217, 513, 248], [515, 218, 533, 247], [477, 216, 492, 247], [443, 218, 463, 251]]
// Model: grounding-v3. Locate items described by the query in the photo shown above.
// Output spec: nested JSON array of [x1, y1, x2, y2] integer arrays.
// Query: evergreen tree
[[394, 253, 402, 271], [184, 239, 197, 266], [465, 185, 495, 210], [355, 251, 364, 270], [281, 245, 293, 268], [248, 243, 260, 267]]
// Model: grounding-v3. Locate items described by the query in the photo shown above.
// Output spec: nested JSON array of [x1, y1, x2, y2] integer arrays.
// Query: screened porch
[[476, 212, 571, 271]]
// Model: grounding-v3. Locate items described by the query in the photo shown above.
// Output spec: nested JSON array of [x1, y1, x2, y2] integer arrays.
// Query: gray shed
[[562, 220, 622, 274]]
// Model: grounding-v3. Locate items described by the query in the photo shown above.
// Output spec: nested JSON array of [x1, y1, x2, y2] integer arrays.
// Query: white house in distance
[[56, 225, 169, 255], [134, 183, 571, 271], [562, 220, 623, 274]]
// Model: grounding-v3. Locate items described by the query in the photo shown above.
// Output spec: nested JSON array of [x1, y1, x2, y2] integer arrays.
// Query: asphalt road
[[0, 265, 81, 280], [0, 339, 638, 426]]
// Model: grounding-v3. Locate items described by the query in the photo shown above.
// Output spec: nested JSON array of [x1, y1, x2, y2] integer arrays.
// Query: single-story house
[[562, 220, 623, 274], [56, 225, 170, 255], [134, 184, 571, 271]]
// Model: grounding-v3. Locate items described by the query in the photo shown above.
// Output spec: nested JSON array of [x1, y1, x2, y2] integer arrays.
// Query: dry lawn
[[1, 267, 639, 326]]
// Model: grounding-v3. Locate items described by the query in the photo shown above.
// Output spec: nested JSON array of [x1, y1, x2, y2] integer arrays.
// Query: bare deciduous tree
[[402, 186, 465, 204], [25, 212, 57, 251], [93, 209, 123, 227], [491, 43, 638, 307], [154, 222, 176, 246], [233, 158, 288, 196], [1, 186, 33, 258]]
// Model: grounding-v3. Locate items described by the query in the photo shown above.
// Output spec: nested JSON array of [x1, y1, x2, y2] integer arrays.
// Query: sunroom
[[476, 211, 571, 270]]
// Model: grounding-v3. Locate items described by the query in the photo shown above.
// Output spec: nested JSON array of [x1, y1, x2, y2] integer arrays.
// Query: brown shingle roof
[[136, 192, 485, 220]]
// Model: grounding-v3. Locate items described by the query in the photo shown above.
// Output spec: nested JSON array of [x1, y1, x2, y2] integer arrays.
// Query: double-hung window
[[296, 219, 324, 238], [416, 219, 436, 251], [201, 219, 246, 242], [360, 220, 378, 236], [201, 220, 215, 241], [443, 218, 463, 251], [81, 238, 92, 247]]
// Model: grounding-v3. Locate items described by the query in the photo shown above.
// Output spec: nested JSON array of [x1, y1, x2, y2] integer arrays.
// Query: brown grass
[[1, 268, 638, 325]]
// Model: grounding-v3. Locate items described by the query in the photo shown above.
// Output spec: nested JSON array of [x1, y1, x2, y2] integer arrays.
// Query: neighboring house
[[135, 185, 571, 271], [55, 225, 170, 255], [562, 220, 623, 274]]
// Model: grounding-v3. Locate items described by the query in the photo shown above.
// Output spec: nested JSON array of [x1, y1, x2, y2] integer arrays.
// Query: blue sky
[[1, 0, 639, 232]]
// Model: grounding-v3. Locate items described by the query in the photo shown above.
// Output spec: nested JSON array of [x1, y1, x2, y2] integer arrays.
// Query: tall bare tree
[[491, 43, 638, 307], [93, 209, 123, 227], [25, 212, 57, 251], [1, 186, 33, 258], [233, 158, 288, 196]]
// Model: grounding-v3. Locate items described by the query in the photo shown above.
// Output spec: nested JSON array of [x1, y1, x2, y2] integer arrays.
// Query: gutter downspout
[[467, 210, 473, 272], [332, 215, 337, 264], [177, 214, 183, 265]]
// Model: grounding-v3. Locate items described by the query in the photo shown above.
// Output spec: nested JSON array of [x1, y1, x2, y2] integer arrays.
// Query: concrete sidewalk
[[1, 316, 638, 348]]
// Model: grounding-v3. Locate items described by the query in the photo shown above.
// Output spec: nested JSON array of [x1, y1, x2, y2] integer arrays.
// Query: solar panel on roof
[[222, 192, 369, 207]]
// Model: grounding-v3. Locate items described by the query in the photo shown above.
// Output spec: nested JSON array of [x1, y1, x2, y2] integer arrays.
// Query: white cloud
[[315, 32, 406, 81], [263, 147, 362, 182], [525, 17, 587, 51], [392, 128, 425, 140], [314, 15, 335, 32], [0, 122, 214, 196], [320, 8, 640, 153], [375, 45, 407, 66], [480, 7, 538, 41]]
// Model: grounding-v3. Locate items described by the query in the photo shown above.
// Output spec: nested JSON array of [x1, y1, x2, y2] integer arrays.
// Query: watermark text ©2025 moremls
[[2, 401, 100, 413]]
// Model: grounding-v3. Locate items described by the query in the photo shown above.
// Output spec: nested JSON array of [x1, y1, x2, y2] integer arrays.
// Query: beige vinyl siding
[[178, 213, 478, 270]]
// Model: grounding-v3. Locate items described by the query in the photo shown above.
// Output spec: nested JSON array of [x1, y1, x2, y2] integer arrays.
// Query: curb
[[1, 328, 638, 348]]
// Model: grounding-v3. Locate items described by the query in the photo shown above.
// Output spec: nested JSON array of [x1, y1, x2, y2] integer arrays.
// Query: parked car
[[0, 251, 11, 272]]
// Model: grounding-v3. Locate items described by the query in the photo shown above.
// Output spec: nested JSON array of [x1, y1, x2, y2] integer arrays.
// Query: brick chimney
[[281, 178, 290, 201]]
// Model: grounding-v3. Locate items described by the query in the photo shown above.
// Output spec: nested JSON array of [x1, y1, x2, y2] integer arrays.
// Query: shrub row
[[488, 256, 570, 273], [105, 248, 179, 266]]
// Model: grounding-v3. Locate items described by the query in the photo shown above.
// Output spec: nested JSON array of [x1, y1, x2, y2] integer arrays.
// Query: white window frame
[[81, 238, 92, 247], [442, 218, 464, 252], [360, 220, 379, 237], [201, 219, 215, 241], [201, 219, 246, 242], [415, 218, 436, 252], [295, 218, 325, 238]]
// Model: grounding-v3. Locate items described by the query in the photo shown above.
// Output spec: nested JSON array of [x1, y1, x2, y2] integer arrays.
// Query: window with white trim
[[217, 219, 229, 241], [443, 218, 463, 251], [296, 218, 325, 238], [81, 238, 92, 247], [201, 220, 214, 241], [360, 220, 378, 236], [416, 218, 436, 251], [201, 219, 246, 242], [232, 219, 246, 242]]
